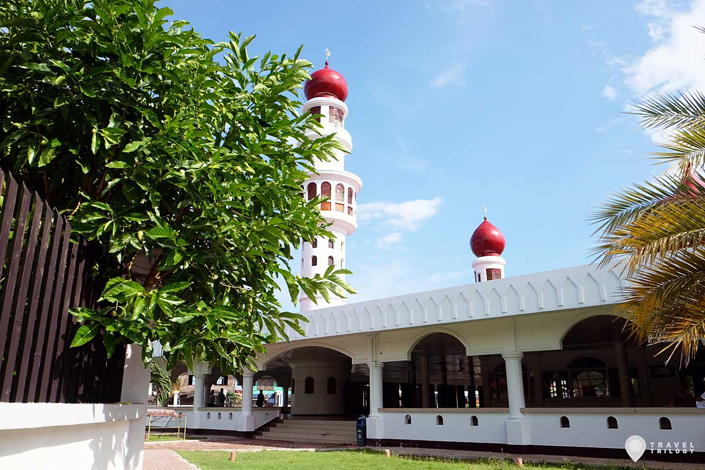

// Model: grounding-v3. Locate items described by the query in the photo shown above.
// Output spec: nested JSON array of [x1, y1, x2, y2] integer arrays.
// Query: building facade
[[165, 60, 705, 462]]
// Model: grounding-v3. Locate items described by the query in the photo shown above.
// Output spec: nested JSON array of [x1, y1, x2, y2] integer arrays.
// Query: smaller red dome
[[305, 61, 348, 102], [470, 218, 505, 257]]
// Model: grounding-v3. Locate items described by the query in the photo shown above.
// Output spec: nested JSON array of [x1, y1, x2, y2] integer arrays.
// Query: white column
[[369, 362, 384, 416], [192, 373, 207, 411], [241, 370, 255, 431], [502, 351, 529, 446]]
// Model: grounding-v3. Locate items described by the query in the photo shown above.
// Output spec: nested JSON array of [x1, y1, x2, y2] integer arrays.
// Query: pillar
[[192, 373, 208, 411], [241, 370, 255, 431], [283, 386, 289, 409], [369, 362, 384, 416], [502, 351, 529, 446], [614, 340, 633, 407], [420, 354, 432, 408]]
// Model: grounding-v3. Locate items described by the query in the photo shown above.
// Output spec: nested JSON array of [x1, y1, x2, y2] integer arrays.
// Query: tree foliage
[[0, 0, 354, 373], [592, 90, 705, 363]]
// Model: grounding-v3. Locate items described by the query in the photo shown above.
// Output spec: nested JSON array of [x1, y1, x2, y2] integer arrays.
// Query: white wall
[[524, 408, 705, 451], [0, 403, 146, 470], [380, 409, 509, 444]]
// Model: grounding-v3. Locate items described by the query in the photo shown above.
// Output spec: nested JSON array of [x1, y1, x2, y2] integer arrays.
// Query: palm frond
[[632, 91, 705, 131], [150, 361, 172, 407], [652, 125, 705, 171]]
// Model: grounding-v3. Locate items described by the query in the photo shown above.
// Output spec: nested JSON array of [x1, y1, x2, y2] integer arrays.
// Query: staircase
[[255, 417, 356, 445]]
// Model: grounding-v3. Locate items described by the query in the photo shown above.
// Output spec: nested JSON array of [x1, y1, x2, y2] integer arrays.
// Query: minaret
[[299, 55, 362, 312], [470, 216, 506, 282]]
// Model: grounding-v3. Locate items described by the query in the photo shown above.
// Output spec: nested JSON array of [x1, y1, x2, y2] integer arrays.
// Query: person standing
[[217, 388, 225, 407], [256, 390, 265, 407]]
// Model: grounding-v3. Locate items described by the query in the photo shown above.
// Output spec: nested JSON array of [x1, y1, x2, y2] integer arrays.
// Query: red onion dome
[[304, 61, 348, 102], [470, 218, 506, 257]]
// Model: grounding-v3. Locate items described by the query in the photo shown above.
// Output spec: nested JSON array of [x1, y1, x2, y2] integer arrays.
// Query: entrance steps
[[254, 417, 356, 445]]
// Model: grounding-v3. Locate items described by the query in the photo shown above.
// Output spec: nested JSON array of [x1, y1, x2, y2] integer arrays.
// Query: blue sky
[[163, 0, 705, 307]]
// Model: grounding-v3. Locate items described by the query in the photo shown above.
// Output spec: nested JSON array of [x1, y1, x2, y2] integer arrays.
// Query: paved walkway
[[144, 437, 700, 470]]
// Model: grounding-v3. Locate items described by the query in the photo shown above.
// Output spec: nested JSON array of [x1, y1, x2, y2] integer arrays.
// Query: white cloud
[[425, 0, 493, 13], [358, 198, 443, 231], [430, 62, 467, 88], [595, 116, 626, 133], [626, 0, 705, 96], [601, 85, 618, 101], [376, 232, 402, 249]]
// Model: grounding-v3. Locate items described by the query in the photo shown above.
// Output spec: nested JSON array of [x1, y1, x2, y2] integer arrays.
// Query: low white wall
[[524, 408, 705, 452], [0, 403, 146, 470], [379, 408, 509, 444], [151, 407, 280, 433]]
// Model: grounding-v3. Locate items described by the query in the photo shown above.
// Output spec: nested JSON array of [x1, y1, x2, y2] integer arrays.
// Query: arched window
[[607, 416, 618, 429], [328, 256, 334, 266], [291, 378, 295, 395], [436, 415, 444, 426], [405, 415, 412, 425], [217, 412, 222, 420], [348, 188, 353, 204], [229, 413, 233, 420], [336, 184, 344, 201], [341, 259, 344, 269], [321, 182, 331, 210], [312, 238, 317, 248], [207, 412, 211, 419], [307, 182, 317, 201], [335, 184, 345, 212], [659, 417, 672, 430], [471, 416, 479, 427], [341, 241, 344, 251], [328, 239, 334, 249], [327, 377, 337, 394], [311, 256, 317, 266], [560, 416, 570, 428], [305, 377, 314, 394], [567, 357, 609, 398]]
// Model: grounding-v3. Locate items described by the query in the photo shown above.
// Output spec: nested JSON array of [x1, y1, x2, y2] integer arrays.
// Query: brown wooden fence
[[0, 169, 125, 403]]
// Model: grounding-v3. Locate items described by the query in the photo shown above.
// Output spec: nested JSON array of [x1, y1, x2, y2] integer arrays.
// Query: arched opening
[[258, 346, 364, 417], [206, 412, 211, 419], [659, 417, 672, 430], [341, 259, 344, 268], [307, 182, 316, 201], [471, 415, 479, 426], [217, 412, 221, 420], [348, 187, 353, 204], [335, 184, 345, 212], [405, 415, 412, 425], [255, 376, 280, 407], [229, 412, 233, 420], [321, 182, 331, 210], [328, 256, 334, 266], [436, 415, 444, 425], [312, 238, 318, 249], [328, 238, 334, 249], [311, 256, 317, 266], [607, 416, 618, 429], [560, 416, 570, 428]]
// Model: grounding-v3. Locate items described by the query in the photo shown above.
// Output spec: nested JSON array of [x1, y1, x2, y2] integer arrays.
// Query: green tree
[[593, 90, 705, 363], [0, 0, 354, 374]]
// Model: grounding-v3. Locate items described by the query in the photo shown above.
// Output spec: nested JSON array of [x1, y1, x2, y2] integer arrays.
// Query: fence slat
[[1, 191, 44, 401], [14, 201, 52, 401], [0, 172, 19, 282], [0, 184, 32, 395], [28, 213, 64, 402], [40, 221, 72, 403], [52, 241, 80, 402]]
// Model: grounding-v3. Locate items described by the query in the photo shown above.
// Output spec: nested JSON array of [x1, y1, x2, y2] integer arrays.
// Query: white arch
[[556, 309, 629, 348], [257, 341, 357, 370], [405, 326, 471, 360]]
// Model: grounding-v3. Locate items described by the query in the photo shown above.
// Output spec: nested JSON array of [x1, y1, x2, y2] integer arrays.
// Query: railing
[[0, 170, 125, 404]]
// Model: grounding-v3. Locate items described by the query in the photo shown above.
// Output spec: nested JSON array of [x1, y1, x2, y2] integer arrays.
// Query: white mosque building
[[160, 60, 705, 463]]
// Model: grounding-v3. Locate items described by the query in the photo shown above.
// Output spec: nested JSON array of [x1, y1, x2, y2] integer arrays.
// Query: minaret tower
[[470, 215, 506, 282], [300, 54, 362, 312]]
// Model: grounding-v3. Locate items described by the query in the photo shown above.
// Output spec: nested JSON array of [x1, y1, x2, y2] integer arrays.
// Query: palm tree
[[592, 90, 705, 364]]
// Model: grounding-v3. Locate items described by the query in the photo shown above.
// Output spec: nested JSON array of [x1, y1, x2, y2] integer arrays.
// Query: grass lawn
[[177, 450, 640, 470]]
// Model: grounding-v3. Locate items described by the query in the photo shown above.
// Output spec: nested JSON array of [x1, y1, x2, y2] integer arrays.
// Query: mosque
[[158, 60, 705, 461]]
